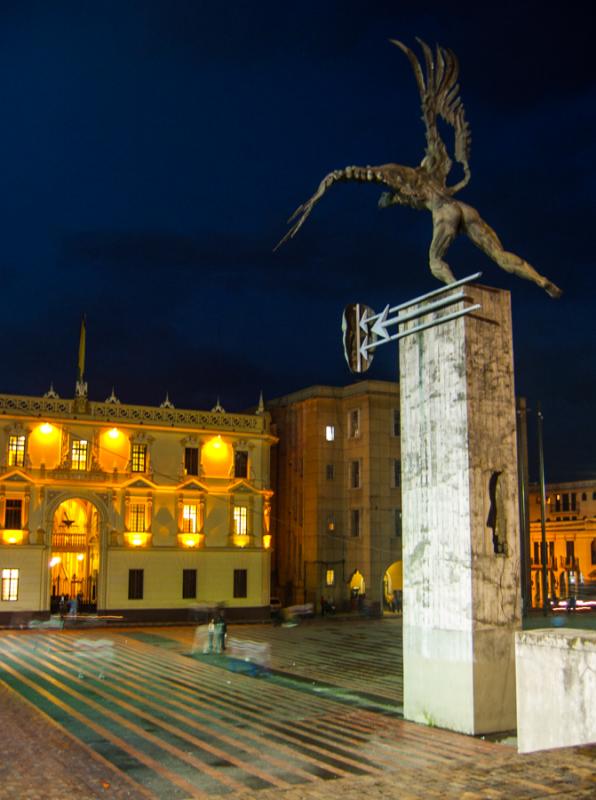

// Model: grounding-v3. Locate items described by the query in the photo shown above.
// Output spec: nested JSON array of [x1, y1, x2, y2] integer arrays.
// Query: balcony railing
[[51, 531, 87, 550]]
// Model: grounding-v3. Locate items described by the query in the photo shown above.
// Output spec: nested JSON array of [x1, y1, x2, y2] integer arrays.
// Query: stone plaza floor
[[0, 615, 594, 799]]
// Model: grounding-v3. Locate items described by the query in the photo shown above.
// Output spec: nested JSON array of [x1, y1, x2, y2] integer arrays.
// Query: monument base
[[400, 284, 521, 736]]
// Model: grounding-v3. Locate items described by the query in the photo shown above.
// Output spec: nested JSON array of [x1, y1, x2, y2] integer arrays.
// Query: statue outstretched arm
[[274, 165, 394, 251]]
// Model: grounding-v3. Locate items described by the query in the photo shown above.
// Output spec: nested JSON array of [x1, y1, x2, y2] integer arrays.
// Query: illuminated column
[[177, 494, 184, 531], [400, 284, 521, 735], [146, 494, 153, 531], [124, 493, 130, 531]]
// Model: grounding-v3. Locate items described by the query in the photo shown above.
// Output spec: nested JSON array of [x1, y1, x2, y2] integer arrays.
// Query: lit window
[[131, 444, 147, 473], [1, 568, 19, 601], [182, 504, 198, 533], [351, 509, 361, 537], [348, 409, 360, 438], [233, 506, 248, 535], [4, 499, 22, 529], [8, 435, 25, 468], [325, 425, 335, 441], [325, 569, 335, 587], [130, 504, 146, 532], [350, 460, 361, 489], [71, 439, 88, 471], [327, 515, 335, 532]]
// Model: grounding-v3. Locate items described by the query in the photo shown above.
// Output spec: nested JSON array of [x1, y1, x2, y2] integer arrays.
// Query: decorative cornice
[[0, 393, 269, 435]]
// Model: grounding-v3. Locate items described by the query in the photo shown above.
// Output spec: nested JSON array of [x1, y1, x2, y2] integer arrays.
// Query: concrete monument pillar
[[400, 283, 521, 735]]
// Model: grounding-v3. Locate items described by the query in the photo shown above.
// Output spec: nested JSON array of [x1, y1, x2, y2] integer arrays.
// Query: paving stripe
[[0, 641, 252, 796]]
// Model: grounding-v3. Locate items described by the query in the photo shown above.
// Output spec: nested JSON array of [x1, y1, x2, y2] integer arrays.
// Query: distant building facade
[[528, 479, 596, 605], [0, 389, 276, 624], [268, 381, 402, 615]]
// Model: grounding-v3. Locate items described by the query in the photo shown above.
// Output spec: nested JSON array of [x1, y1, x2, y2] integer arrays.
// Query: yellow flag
[[78, 316, 86, 380]]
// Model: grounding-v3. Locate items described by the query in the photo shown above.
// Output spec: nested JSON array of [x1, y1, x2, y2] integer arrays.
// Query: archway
[[49, 498, 100, 613], [383, 560, 403, 614]]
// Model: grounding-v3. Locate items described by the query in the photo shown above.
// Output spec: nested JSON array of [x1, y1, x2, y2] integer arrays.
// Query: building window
[[591, 539, 596, 566], [326, 464, 335, 481], [234, 450, 248, 478], [8, 435, 26, 468], [351, 509, 361, 537], [533, 542, 540, 564], [327, 514, 335, 532], [131, 444, 147, 473], [182, 504, 198, 533], [325, 425, 335, 442], [4, 499, 22, 529], [233, 506, 248, 536], [1, 568, 19, 601], [348, 409, 360, 438], [593, 492, 596, 501], [582, 492, 587, 501], [394, 509, 402, 538], [182, 569, 197, 599], [184, 447, 199, 476], [130, 504, 146, 532], [233, 569, 247, 598], [350, 460, 361, 489], [325, 569, 335, 587], [392, 408, 400, 437], [565, 541, 575, 565], [392, 459, 401, 488], [128, 569, 144, 600], [71, 439, 88, 471]]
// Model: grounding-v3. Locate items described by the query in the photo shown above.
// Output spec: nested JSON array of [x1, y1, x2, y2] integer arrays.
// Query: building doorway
[[383, 560, 403, 614], [50, 498, 100, 612]]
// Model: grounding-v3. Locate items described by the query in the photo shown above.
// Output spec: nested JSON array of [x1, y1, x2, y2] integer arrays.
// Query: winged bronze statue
[[275, 39, 562, 299]]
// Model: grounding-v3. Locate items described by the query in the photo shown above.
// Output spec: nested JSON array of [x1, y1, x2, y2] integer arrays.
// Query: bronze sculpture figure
[[275, 39, 562, 299]]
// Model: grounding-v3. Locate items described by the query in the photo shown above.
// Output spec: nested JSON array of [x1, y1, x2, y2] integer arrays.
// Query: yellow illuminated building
[[268, 381, 402, 615], [0, 386, 276, 624], [528, 480, 596, 606]]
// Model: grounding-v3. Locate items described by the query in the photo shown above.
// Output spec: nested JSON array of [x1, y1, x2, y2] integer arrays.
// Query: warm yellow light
[[3, 530, 23, 545], [131, 535, 144, 546], [182, 534, 199, 548], [40, 423, 54, 435], [108, 427, 120, 439], [262, 534, 272, 549], [49, 556, 61, 567], [77, 553, 85, 561]]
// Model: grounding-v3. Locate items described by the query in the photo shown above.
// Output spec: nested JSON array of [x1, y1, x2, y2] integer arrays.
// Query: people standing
[[215, 617, 225, 654], [207, 618, 215, 652]]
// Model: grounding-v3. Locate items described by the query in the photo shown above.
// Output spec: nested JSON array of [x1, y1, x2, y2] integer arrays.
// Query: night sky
[[1, 1, 594, 481]]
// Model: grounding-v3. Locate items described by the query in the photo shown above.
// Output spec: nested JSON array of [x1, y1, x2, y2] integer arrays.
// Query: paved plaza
[[0, 616, 594, 799]]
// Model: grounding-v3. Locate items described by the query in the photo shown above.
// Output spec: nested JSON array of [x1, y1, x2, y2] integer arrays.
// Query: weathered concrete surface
[[400, 284, 521, 735], [516, 628, 596, 753]]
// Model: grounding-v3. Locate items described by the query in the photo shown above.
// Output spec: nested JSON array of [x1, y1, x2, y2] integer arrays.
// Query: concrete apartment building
[[528, 479, 596, 605], [267, 381, 402, 615]]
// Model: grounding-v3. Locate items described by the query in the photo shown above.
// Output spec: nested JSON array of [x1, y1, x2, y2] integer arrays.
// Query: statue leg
[[461, 204, 562, 298], [428, 204, 461, 284]]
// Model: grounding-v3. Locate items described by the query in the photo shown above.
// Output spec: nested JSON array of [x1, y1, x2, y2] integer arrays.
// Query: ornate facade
[[0, 391, 276, 624], [528, 479, 596, 606]]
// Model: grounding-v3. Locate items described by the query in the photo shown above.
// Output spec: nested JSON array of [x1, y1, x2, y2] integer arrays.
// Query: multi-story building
[[268, 381, 402, 615], [528, 480, 596, 605], [0, 384, 276, 625]]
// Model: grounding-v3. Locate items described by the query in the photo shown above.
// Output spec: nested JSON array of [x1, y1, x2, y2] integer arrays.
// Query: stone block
[[516, 628, 596, 752]]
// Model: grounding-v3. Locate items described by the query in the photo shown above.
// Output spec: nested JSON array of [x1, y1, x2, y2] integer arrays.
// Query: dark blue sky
[[0, 1, 594, 481]]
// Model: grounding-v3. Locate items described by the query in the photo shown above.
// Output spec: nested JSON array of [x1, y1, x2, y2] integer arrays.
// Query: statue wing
[[391, 38, 471, 194]]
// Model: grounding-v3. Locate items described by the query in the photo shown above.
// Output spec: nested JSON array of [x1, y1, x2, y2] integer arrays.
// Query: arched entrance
[[383, 560, 403, 614], [49, 497, 101, 613]]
